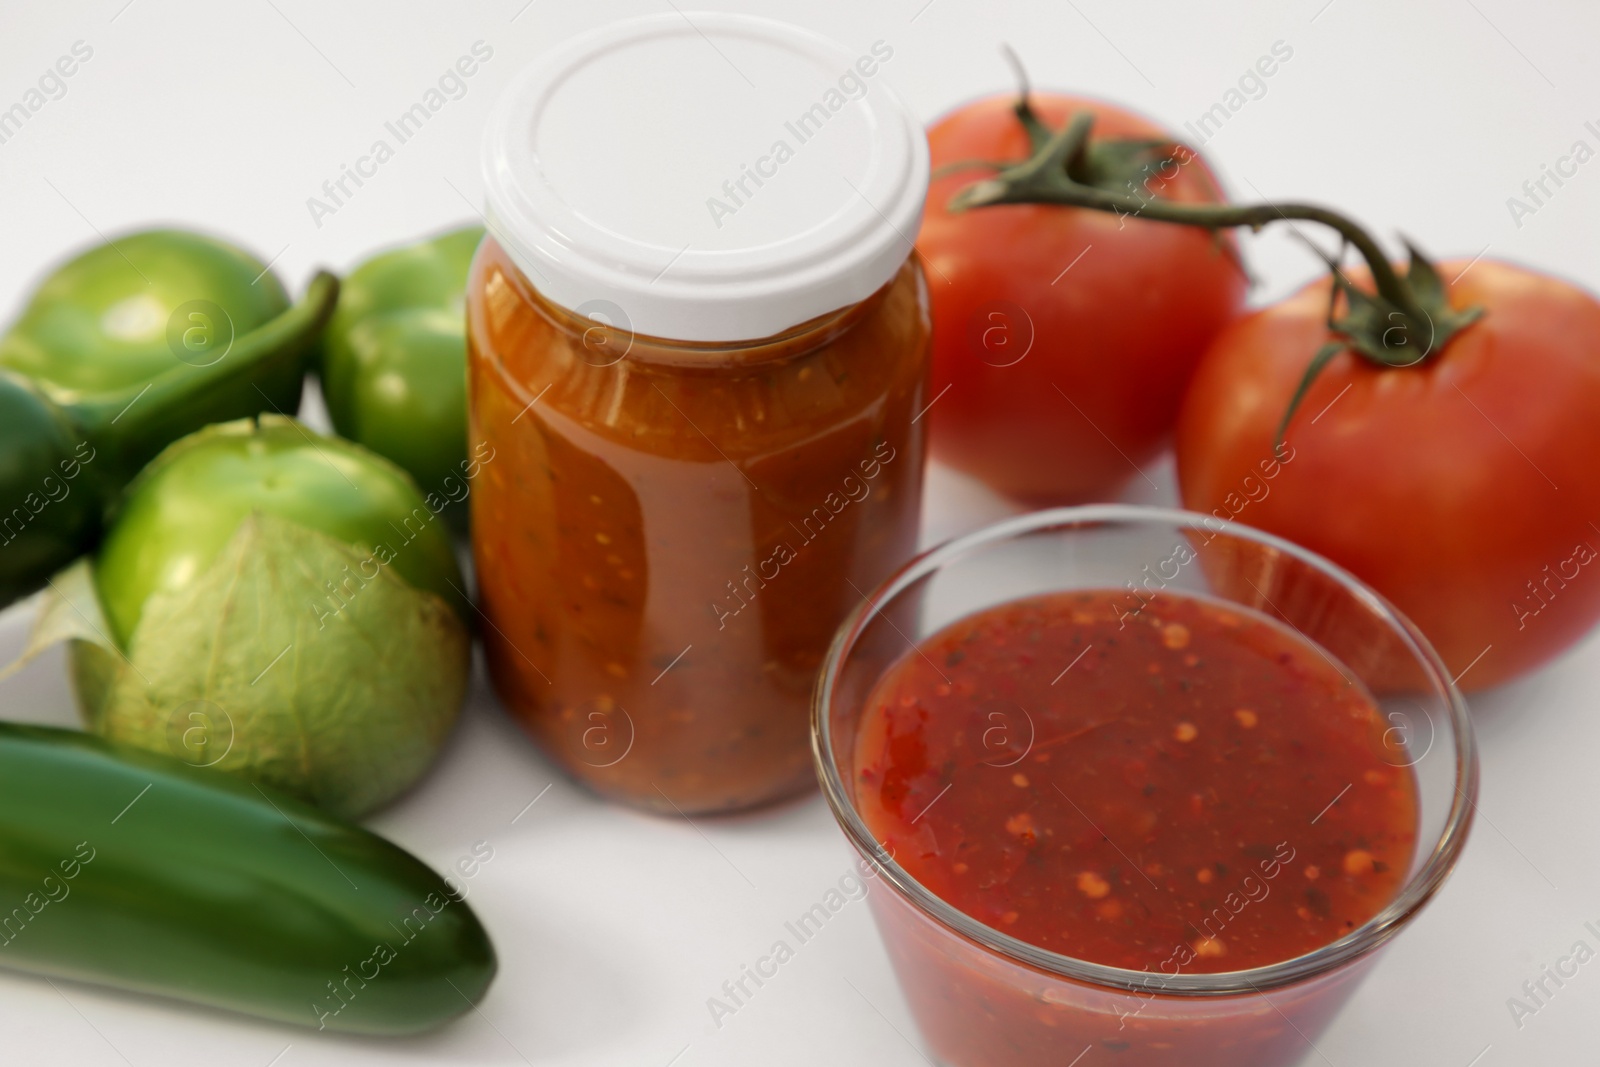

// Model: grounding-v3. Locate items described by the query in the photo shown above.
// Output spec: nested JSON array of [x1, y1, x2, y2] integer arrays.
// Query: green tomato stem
[[949, 115, 1428, 328], [946, 96, 1487, 439]]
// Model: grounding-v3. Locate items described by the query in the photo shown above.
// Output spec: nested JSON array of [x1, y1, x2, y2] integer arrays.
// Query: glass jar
[[470, 14, 930, 813], [469, 240, 928, 813]]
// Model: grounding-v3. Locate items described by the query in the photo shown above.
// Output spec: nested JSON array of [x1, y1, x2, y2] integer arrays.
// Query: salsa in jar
[[470, 243, 928, 812], [850, 587, 1419, 1063], [472, 14, 931, 813]]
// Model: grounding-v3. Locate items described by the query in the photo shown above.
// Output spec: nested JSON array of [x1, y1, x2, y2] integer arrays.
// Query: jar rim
[[480, 237, 915, 369]]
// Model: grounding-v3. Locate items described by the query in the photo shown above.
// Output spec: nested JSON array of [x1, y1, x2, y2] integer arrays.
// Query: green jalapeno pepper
[[0, 721, 496, 1034]]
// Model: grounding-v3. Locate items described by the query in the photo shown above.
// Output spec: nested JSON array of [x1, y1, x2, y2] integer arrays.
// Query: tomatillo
[[0, 229, 338, 606], [75, 416, 471, 818], [318, 225, 481, 529], [92, 415, 468, 642]]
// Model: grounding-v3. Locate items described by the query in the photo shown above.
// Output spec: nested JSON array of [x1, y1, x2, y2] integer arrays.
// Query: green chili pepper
[[0, 721, 495, 1034], [318, 226, 481, 529], [0, 230, 339, 607]]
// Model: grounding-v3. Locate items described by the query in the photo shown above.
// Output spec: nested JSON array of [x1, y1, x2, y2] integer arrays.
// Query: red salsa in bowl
[[814, 507, 1475, 1067], [854, 589, 1418, 974]]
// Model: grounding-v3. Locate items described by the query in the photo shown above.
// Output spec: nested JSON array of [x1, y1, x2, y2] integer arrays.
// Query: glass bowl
[[812, 505, 1477, 1067]]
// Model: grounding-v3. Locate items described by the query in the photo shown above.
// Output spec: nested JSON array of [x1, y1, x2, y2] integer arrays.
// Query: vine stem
[[951, 118, 1431, 331]]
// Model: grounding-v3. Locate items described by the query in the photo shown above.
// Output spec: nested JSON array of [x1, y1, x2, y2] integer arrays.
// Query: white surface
[[0, 1, 1597, 1065], [481, 12, 928, 342]]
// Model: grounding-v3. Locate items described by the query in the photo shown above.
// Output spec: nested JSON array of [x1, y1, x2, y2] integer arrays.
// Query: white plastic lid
[[481, 13, 928, 343]]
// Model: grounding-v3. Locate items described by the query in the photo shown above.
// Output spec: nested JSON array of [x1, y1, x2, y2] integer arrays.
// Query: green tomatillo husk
[[60, 416, 471, 819]]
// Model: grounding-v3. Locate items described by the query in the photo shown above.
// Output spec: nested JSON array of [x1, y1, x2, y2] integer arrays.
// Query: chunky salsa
[[852, 588, 1418, 973], [468, 238, 929, 814]]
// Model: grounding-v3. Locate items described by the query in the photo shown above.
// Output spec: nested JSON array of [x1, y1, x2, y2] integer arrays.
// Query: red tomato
[[918, 93, 1247, 503], [1177, 260, 1600, 691]]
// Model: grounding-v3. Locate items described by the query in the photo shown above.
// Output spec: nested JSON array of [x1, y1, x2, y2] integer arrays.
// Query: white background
[[1, 1, 1598, 1065]]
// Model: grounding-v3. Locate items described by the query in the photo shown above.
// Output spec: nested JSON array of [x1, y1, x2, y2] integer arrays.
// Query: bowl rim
[[810, 503, 1479, 997]]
